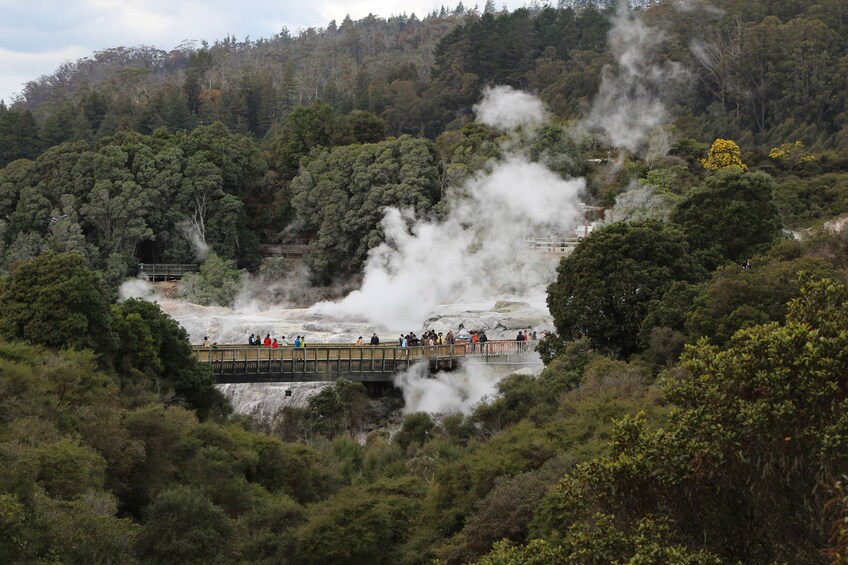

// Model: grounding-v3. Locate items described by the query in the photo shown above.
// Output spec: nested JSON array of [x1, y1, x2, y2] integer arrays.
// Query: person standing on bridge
[[370, 333, 380, 345], [248, 333, 256, 345], [294, 336, 302, 348], [355, 336, 363, 346], [263, 334, 272, 346], [479, 331, 488, 349], [271, 339, 278, 348]]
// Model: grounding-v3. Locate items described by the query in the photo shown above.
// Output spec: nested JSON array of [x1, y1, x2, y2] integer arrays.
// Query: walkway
[[194, 340, 540, 384]]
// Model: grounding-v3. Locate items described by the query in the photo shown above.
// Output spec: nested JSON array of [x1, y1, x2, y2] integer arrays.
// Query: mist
[[584, 0, 688, 154], [395, 360, 503, 415], [309, 87, 585, 330]]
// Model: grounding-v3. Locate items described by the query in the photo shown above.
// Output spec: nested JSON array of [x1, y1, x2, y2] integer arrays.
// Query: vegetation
[[4, 1, 848, 563]]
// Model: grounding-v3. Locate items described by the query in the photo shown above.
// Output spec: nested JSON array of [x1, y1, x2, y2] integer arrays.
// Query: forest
[[3, 0, 848, 563]]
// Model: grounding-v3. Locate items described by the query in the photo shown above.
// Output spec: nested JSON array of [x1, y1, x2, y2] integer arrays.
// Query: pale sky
[[0, 0, 529, 104]]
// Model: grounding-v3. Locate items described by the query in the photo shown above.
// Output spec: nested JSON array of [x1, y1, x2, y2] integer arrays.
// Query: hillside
[[2, 1, 848, 563]]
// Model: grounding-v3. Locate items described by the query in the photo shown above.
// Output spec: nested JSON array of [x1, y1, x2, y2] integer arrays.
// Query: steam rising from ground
[[585, 1, 687, 154], [177, 219, 210, 261], [309, 87, 584, 330], [473, 85, 548, 130], [395, 360, 504, 414]]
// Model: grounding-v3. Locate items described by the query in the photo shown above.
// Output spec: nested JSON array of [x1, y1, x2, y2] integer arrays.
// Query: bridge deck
[[195, 341, 538, 383]]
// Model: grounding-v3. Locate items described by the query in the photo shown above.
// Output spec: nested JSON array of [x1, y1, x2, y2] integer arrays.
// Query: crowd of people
[[200, 328, 542, 348], [244, 333, 306, 348]]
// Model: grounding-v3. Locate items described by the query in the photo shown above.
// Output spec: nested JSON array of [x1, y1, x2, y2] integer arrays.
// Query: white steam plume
[[584, 0, 688, 154], [309, 155, 584, 329], [473, 85, 548, 130], [395, 360, 503, 415], [177, 219, 210, 261], [308, 86, 584, 329], [119, 278, 157, 300]]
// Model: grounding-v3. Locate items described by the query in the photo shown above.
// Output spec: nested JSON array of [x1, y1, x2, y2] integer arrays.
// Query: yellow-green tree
[[700, 138, 747, 172], [768, 140, 816, 169]]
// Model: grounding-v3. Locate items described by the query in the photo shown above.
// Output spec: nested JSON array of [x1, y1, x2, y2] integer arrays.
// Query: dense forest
[[3, 0, 848, 563]]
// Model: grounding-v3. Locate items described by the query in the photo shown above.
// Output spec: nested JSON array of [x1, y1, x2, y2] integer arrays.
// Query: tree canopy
[[547, 221, 706, 356]]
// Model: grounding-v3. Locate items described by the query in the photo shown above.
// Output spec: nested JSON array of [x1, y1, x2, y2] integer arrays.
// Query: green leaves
[[291, 136, 440, 283], [547, 221, 706, 356]]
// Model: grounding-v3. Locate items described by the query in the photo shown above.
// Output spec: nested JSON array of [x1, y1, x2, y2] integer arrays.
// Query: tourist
[[255, 331, 262, 345], [516, 330, 525, 342], [446, 330, 455, 345], [202, 336, 210, 347], [271, 338, 278, 348], [263, 333, 272, 346], [370, 333, 380, 345], [248, 333, 256, 345], [294, 336, 302, 348], [471, 331, 479, 352], [300, 336, 306, 348], [355, 336, 363, 346]]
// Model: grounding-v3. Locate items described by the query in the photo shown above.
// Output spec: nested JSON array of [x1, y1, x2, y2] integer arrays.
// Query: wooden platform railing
[[194, 340, 539, 383], [137, 263, 200, 281]]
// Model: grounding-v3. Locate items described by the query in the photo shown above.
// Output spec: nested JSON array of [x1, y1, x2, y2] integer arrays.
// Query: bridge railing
[[193, 343, 468, 363], [137, 263, 200, 281]]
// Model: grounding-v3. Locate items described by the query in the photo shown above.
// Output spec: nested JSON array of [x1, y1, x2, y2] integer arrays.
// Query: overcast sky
[[0, 0, 529, 103]]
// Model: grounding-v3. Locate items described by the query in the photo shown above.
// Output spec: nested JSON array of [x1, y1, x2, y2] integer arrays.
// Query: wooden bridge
[[194, 341, 540, 384], [137, 263, 200, 281]]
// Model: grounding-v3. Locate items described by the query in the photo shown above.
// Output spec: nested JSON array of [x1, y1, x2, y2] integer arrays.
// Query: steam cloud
[[584, 0, 687, 154], [473, 85, 548, 130], [177, 219, 210, 261], [395, 360, 503, 414], [309, 157, 584, 329]]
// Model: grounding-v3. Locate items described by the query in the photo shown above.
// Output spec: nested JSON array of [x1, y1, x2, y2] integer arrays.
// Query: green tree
[[178, 252, 243, 307], [112, 298, 228, 419], [535, 277, 848, 563], [670, 170, 784, 266], [547, 221, 706, 356], [0, 252, 113, 354], [136, 485, 235, 564], [291, 135, 440, 283]]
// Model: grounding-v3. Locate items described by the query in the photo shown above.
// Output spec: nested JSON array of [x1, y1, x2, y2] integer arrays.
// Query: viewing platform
[[137, 263, 200, 281], [194, 340, 540, 384]]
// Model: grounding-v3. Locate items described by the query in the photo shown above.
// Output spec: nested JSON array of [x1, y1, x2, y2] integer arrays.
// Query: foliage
[[291, 135, 440, 283], [296, 483, 421, 565], [303, 379, 369, 439], [547, 221, 706, 356], [111, 298, 228, 420], [136, 485, 235, 564], [533, 277, 848, 563], [395, 412, 436, 452], [700, 138, 747, 172], [670, 170, 784, 267], [0, 252, 113, 354], [773, 172, 848, 227], [685, 248, 841, 345], [769, 140, 817, 169], [178, 252, 243, 307]]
